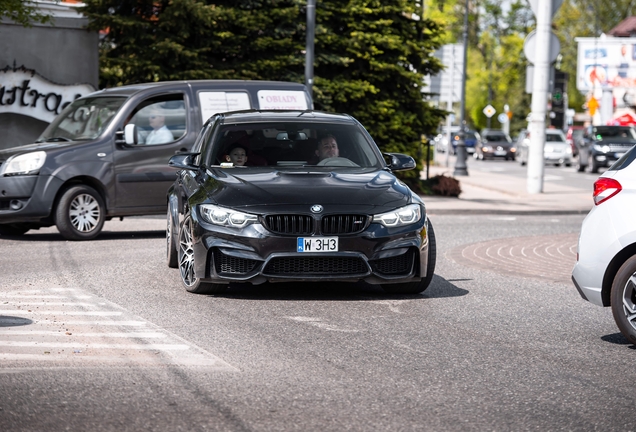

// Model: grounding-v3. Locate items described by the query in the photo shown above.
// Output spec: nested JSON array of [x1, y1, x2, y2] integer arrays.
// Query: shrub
[[419, 174, 462, 197]]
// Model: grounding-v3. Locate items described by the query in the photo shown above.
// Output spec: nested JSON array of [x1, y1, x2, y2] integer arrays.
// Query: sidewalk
[[420, 158, 594, 215]]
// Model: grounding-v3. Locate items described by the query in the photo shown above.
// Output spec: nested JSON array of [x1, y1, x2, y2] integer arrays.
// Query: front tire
[[55, 185, 105, 240], [178, 213, 227, 294], [611, 255, 636, 345], [382, 220, 437, 295]]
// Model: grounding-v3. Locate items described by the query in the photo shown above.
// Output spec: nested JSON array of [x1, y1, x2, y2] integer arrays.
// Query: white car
[[517, 128, 573, 167], [572, 146, 636, 344]]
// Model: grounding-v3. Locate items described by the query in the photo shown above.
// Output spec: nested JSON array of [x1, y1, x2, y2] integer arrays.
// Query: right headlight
[[199, 204, 258, 228], [373, 204, 423, 227], [1, 151, 47, 176]]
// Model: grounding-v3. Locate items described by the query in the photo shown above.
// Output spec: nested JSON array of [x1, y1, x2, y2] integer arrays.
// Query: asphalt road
[[1, 212, 633, 432]]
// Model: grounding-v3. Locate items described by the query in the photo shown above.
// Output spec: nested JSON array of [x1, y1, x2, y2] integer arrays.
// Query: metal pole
[[527, 0, 552, 194], [453, 0, 469, 176], [305, 0, 316, 97]]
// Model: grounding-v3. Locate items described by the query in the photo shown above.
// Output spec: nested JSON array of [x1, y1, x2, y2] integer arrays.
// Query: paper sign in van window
[[198, 91, 251, 123], [257, 90, 308, 110]]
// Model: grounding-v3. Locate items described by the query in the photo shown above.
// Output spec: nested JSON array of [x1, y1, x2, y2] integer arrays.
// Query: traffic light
[[550, 70, 568, 129]]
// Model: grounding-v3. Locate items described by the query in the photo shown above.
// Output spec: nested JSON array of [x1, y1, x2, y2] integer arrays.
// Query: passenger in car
[[224, 143, 248, 166]]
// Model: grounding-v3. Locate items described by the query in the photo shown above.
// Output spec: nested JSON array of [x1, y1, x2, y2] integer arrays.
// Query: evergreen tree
[[82, 0, 447, 188], [0, 0, 53, 27], [312, 1, 446, 184]]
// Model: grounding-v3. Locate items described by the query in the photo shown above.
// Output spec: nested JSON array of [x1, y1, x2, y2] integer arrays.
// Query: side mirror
[[168, 153, 200, 171], [383, 152, 416, 171], [124, 123, 138, 145]]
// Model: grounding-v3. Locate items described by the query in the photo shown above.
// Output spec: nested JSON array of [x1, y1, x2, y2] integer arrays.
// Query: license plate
[[297, 237, 338, 252], [494, 150, 506, 156]]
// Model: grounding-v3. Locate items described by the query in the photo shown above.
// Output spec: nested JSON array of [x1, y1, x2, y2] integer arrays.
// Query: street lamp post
[[305, 0, 316, 97], [453, 0, 469, 176]]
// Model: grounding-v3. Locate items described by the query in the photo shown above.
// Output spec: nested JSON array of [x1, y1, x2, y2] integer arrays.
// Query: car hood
[[0, 141, 76, 160], [202, 168, 414, 214]]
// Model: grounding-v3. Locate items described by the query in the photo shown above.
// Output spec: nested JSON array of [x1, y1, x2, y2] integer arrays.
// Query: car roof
[[216, 110, 356, 125], [83, 80, 309, 98]]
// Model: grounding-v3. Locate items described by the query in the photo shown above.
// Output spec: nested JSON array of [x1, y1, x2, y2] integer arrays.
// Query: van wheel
[[55, 185, 105, 240], [382, 221, 437, 295], [0, 224, 30, 236], [167, 208, 178, 268], [178, 213, 227, 294], [610, 255, 636, 345]]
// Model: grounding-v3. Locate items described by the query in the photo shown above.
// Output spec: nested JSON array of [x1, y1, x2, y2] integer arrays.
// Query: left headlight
[[1, 151, 47, 176], [373, 203, 423, 227], [199, 204, 258, 228]]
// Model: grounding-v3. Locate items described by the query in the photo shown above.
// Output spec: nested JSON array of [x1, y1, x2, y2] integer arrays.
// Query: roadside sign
[[483, 105, 496, 118], [497, 113, 508, 124]]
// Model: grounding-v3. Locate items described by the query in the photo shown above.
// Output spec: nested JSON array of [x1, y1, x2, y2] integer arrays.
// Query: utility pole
[[305, 0, 316, 98], [453, 0, 470, 177], [527, 0, 553, 194]]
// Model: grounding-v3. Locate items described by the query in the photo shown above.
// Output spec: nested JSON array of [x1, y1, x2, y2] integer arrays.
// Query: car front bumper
[[189, 210, 431, 286], [0, 174, 62, 224]]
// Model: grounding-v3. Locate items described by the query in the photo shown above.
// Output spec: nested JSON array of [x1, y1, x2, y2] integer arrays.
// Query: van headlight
[[1, 151, 47, 176], [199, 204, 258, 228], [373, 204, 423, 227]]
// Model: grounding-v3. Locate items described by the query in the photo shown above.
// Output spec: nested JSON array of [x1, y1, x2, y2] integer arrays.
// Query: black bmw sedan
[[166, 110, 436, 295]]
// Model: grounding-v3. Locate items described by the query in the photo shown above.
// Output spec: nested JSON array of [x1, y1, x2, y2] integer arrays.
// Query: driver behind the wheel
[[316, 134, 339, 161]]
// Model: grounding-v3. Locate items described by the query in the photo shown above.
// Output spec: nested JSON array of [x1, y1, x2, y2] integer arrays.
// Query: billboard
[[576, 37, 636, 108]]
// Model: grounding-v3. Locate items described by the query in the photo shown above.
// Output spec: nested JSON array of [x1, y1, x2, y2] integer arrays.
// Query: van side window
[[127, 96, 186, 145]]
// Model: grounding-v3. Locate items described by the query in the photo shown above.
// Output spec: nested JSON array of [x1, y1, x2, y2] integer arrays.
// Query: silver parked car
[[572, 145, 636, 343], [517, 128, 572, 167]]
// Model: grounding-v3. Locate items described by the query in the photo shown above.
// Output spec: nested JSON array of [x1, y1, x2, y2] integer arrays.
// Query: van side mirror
[[124, 124, 138, 145]]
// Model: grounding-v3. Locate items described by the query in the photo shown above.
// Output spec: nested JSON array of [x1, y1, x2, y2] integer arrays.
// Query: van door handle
[[175, 148, 189, 154]]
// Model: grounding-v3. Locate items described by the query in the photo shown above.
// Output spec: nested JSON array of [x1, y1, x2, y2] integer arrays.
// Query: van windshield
[[36, 96, 126, 142]]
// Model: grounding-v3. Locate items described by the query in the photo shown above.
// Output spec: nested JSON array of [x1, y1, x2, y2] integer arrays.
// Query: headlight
[[199, 204, 258, 228], [373, 204, 422, 227], [1, 151, 46, 176], [593, 144, 611, 153]]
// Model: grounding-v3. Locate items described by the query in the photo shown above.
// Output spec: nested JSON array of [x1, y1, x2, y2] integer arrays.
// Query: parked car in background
[[572, 145, 636, 344], [516, 128, 572, 167], [434, 128, 478, 155], [167, 110, 436, 295], [475, 129, 515, 160], [578, 125, 636, 173], [566, 125, 585, 158]]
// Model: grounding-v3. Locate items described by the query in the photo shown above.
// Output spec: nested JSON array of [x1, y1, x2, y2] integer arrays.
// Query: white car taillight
[[593, 177, 622, 205]]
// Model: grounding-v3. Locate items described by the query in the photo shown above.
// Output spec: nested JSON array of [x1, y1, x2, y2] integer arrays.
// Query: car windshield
[[36, 96, 126, 142], [207, 121, 384, 169], [483, 133, 511, 142], [593, 126, 636, 141], [546, 133, 565, 142]]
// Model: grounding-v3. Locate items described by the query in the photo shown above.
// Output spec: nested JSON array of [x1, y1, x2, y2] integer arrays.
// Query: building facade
[[0, 1, 98, 150]]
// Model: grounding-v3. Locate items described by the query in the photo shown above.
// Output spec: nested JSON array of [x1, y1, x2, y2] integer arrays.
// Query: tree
[[0, 0, 54, 27], [81, 0, 447, 188], [310, 1, 446, 184]]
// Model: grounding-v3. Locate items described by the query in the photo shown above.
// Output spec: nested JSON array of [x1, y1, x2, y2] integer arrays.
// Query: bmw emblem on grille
[[310, 204, 323, 214]]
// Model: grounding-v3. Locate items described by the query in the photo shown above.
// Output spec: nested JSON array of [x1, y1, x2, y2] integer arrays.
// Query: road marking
[[0, 287, 238, 371], [0, 310, 123, 316], [287, 316, 358, 332]]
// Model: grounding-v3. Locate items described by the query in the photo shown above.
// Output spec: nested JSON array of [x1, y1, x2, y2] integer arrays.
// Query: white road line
[[0, 341, 190, 350], [0, 301, 104, 306], [0, 310, 122, 316], [0, 331, 166, 338]]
